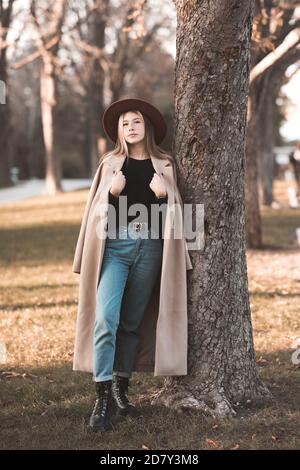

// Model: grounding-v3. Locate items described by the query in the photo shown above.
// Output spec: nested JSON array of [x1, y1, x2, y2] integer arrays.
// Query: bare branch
[[74, 38, 111, 73], [12, 36, 60, 69], [250, 27, 300, 83]]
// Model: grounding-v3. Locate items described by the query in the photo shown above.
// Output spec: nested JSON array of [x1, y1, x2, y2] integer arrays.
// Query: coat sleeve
[[72, 163, 103, 274], [172, 161, 193, 271]]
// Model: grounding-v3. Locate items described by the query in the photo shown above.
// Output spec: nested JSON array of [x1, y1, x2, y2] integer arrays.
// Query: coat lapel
[[107, 154, 176, 223]]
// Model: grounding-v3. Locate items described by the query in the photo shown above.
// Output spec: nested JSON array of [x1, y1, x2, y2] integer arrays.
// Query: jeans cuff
[[93, 374, 113, 382], [112, 371, 131, 378]]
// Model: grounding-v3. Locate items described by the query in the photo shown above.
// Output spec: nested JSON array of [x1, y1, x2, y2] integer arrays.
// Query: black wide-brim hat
[[102, 97, 167, 145]]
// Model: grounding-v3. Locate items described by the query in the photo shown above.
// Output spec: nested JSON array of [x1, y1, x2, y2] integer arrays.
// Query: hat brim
[[102, 98, 167, 145]]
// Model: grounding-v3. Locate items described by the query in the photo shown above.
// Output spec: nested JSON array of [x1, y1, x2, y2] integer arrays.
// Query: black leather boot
[[112, 375, 141, 417], [89, 380, 116, 431]]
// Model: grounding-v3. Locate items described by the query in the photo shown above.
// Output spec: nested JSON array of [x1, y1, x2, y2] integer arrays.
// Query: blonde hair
[[99, 110, 174, 167]]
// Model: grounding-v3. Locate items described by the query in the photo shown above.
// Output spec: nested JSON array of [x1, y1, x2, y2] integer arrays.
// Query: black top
[[108, 157, 168, 239]]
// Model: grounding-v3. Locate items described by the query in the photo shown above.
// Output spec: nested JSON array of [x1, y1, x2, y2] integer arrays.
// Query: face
[[123, 111, 145, 144]]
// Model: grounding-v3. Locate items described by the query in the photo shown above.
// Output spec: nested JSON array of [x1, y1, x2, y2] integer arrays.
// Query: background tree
[[13, 0, 69, 195], [30, 0, 68, 195], [0, 0, 15, 188], [246, 0, 300, 247], [257, 49, 300, 207]]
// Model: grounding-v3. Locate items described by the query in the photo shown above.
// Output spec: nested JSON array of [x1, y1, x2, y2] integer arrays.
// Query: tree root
[[151, 385, 237, 418], [150, 380, 276, 419]]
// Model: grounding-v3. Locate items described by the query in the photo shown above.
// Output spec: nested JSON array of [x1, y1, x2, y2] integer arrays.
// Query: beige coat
[[72, 153, 193, 376]]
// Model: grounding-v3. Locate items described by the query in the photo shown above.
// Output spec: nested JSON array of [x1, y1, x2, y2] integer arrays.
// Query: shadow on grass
[[249, 291, 300, 298], [0, 223, 80, 266]]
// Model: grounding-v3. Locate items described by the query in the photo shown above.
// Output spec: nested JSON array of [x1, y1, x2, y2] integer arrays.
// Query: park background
[[0, 0, 300, 450]]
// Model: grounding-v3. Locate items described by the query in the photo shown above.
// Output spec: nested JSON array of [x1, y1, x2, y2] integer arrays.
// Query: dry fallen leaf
[[142, 444, 151, 450], [206, 439, 219, 448], [0, 371, 38, 380], [230, 444, 240, 450], [256, 356, 268, 365]]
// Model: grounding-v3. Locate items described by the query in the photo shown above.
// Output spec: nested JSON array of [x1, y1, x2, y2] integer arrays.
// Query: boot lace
[[112, 378, 131, 408], [94, 387, 110, 417]]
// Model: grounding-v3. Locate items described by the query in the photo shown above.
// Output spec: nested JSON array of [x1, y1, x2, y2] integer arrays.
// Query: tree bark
[[151, 0, 272, 418]]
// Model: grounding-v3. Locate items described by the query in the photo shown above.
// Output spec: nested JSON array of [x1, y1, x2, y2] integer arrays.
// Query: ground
[[0, 180, 299, 450]]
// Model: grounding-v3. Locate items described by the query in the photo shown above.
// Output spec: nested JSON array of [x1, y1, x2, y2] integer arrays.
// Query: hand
[[110, 170, 126, 197], [149, 172, 167, 198]]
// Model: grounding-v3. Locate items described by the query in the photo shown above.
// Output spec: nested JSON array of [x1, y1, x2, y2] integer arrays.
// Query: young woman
[[72, 98, 193, 433]]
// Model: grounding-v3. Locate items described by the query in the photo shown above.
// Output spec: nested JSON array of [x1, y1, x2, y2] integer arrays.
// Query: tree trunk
[[257, 50, 300, 207], [110, 2, 136, 102], [0, 61, 13, 188], [30, 0, 67, 195], [40, 56, 62, 196], [152, 0, 272, 418], [245, 85, 263, 247], [257, 75, 275, 207], [0, 0, 14, 188], [87, 0, 108, 176], [245, 19, 300, 243]]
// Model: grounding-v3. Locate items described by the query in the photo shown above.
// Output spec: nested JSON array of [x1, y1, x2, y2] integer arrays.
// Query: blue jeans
[[93, 225, 163, 382]]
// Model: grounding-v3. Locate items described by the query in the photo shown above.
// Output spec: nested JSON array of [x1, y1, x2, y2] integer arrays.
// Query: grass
[[0, 181, 299, 450]]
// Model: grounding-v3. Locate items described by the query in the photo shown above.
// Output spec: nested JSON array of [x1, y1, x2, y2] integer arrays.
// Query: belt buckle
[[133, 222, 142, 232], [129, 221, 148, 238]]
